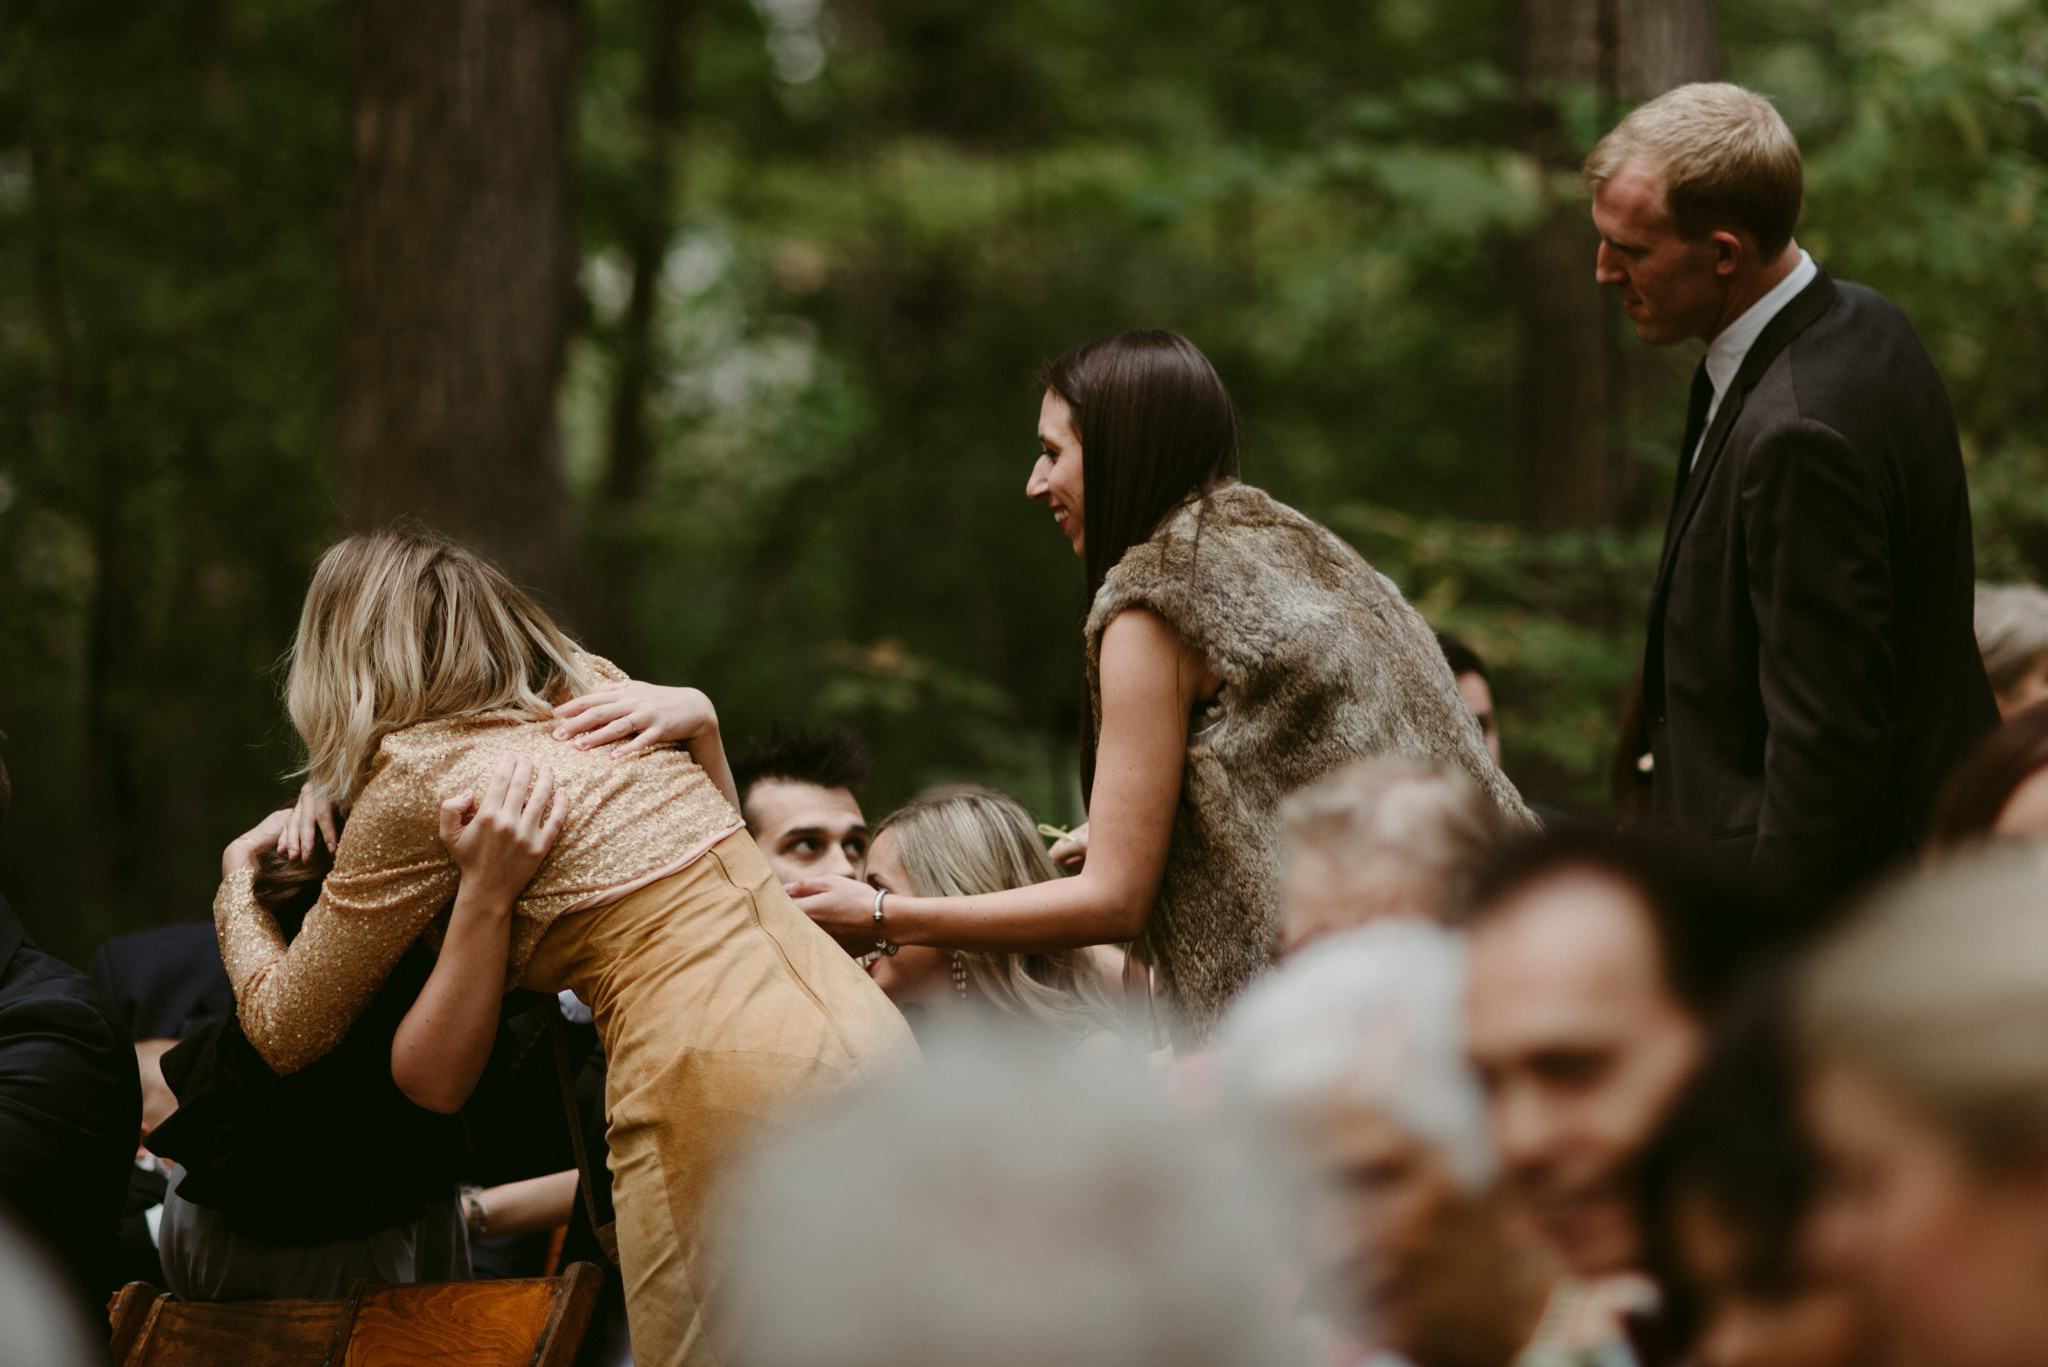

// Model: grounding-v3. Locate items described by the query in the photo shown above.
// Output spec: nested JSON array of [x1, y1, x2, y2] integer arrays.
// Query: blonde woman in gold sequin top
[[213, 529, 916, 1367]]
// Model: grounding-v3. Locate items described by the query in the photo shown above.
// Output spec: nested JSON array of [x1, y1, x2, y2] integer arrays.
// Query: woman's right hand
[[1047, 821, 1090, 873], [789, 875, 887, 956], [436, 754, 568, 909], [222, 809, 293, 879]]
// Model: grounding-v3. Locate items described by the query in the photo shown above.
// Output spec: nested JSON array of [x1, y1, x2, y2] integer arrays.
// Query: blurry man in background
[[1464, 833, 1787, 1280], [732, 726, 873, 887]]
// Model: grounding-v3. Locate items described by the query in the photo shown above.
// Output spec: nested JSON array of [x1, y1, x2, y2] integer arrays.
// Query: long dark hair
[[1928, 699, 2048, 847], [1036, 329, 1242, 600], [1636, 961, 1816, 1355]]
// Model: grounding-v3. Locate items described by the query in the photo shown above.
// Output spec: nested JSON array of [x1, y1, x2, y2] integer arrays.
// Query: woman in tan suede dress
[[214, 530, 915, 1367]]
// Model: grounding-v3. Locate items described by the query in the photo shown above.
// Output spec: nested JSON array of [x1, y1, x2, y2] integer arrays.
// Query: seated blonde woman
[[864, 785, 1122, 1045], [1276, 758, 1506, 957]]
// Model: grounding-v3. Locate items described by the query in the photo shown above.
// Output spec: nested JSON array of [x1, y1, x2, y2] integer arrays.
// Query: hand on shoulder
[[551, 680, 720, 760], [221, 808, 293, 879], [436, 752, 568, 908]]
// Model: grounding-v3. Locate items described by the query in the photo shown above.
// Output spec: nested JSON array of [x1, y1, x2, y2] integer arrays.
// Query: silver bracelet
[[872, 886, 899, 957]]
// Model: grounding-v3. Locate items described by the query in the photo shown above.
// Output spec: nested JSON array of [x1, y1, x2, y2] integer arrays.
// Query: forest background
[[3, 0, 2046, 962]]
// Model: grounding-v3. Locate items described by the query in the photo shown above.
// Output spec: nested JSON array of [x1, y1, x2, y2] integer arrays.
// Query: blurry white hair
[[717, 1029, 1299, 1367], [1279, 757, 1503, 923], [1219, 920, 1492, 1190], [0, 1216, 100, 1367], [1975, 582, 2048, 696]]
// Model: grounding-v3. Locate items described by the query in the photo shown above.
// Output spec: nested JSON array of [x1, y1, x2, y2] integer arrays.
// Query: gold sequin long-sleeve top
[[214, 660, 743, 1075]]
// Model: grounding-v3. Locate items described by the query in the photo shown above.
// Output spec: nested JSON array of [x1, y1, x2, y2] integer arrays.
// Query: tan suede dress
[[215, 670, 916, 1367]]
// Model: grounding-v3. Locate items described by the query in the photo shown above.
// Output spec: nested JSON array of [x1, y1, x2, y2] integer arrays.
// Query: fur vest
[[1085, 482, 1535, 1041]]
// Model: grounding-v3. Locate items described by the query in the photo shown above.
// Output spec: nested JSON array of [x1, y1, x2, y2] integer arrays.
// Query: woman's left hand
[[789, 876, 884, 955], [278, 782, 339, 864], [552, 682, 718, 760], [222, 809, 293, 879]]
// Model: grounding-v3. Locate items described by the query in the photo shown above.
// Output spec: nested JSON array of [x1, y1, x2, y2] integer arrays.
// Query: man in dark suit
[[1585, 82, 1997, 901], [0, 746, 144, 1307], [89, 922, 234, 1043]]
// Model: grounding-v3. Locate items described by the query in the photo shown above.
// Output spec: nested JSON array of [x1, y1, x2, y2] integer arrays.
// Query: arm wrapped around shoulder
[[215, 783, 460, 1075]]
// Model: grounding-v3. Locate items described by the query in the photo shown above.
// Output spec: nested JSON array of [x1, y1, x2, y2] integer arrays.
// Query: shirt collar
[[1703, 249, 1817, 399]]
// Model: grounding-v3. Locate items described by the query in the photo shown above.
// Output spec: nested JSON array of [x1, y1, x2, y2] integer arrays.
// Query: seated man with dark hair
[[0, 744, 144, 1304], [732, 726, 874, 887]]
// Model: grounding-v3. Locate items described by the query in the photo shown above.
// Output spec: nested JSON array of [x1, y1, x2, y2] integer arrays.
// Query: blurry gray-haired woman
[[1221, 921, 1556, 1367], [864, 785, 1123, 1045]]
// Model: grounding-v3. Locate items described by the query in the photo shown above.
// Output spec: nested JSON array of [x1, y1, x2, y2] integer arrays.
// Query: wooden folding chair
[[106, 1263, 602, 1367]]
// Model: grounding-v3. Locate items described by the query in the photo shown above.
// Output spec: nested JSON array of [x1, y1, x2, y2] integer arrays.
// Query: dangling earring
[[951, 952, 969, 1001]]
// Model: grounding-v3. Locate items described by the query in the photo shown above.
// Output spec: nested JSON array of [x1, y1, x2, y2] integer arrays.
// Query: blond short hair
[[880, 785, 1121, 1038], [1583, 82, 1803, 257], [1280, 758, 1504, 924], [287, 528, 593, 806], [1800, 850, 2048, 1173], [1975, 582, 2048, 696]]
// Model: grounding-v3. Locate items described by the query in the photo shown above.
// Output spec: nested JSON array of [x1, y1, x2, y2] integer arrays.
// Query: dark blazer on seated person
[[89, 921, 234, 1043], [0, 893, 144, 1300], [146, 876, 471, 1248], [1641, 267, 1998, 902]]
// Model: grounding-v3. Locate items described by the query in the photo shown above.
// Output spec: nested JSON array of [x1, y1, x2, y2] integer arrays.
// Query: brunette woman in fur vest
[[794, 330, 1535, 1041]]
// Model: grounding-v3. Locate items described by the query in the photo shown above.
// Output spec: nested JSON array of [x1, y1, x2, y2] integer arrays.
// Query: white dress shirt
[[1691, 249, 1818, 467]]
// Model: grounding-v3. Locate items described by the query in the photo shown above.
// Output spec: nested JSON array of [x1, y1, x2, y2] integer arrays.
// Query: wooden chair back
[[342, 1268, 600, 1366], [106, 1263, 602, 1367]]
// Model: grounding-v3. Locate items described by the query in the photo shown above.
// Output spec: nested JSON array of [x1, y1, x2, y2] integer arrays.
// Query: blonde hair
[[287, 528, 593, 806], [880, 785, 1121, 1038], [1975, 582, 2048, 696], [1280, 758, 1504, 924], [1800, 850, 2048, 1174], [1583, 82, 1803, 257]]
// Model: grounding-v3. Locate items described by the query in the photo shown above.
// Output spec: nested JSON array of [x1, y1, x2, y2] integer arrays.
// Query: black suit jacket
[[1643, 268, 1998, 900], [88, 921, 233, 1043], [0, 894, 143, 1300]]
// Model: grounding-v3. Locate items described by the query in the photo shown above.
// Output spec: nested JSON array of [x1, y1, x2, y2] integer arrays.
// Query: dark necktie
[[1677, 361, 1713, 491]]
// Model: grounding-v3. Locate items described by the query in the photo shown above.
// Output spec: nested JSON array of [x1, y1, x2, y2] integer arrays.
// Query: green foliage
[[1330, 506, 1662, 808], [1734, 0, 2048, 582], [3, 0, 2046, 960], [0, 0, 341, 958]]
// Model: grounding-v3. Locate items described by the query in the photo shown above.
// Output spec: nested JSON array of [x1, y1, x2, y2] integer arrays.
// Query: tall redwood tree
[[336, 0, 580, 604], [1516, 0, 1717, 531]]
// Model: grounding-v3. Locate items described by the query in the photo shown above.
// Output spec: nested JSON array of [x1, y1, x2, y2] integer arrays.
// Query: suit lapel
[[1645, 268, 1840, 616]]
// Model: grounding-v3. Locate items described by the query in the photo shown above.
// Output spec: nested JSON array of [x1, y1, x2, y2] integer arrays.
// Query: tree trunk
[[336, 0, 580, 606], [587, 0, 697, 667], [1515, 0, 1716, 531]]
